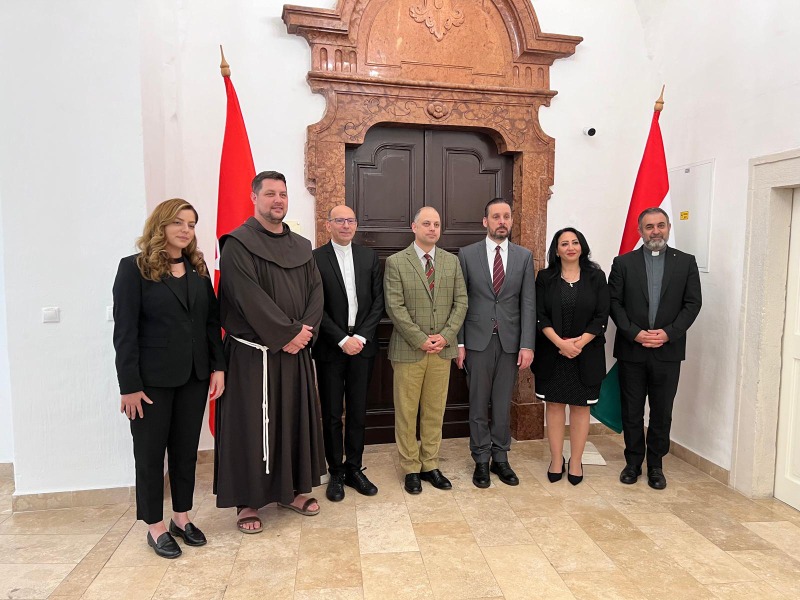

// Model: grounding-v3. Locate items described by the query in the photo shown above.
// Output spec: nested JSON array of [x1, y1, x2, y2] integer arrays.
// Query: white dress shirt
[[331, 240, 366, 348], [413, 242, 435, 271], [486, 236, 508, 276]]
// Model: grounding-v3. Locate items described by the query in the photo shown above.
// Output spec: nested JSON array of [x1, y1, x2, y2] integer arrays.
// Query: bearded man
[[609, 207, 702, 491]]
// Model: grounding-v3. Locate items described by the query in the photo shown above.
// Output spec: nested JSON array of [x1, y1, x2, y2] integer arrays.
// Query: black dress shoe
[[647, 467, 667, 490], [619, 464, 642, 485], [490, 461, 519, 486], [344, 468, 378, 496], [420, 469, 452, 490], [548, 456, 566, 483], [147, 531, 182, 559], [168, 520, 207, 546], [326, 472, 345, 502], [567, 459, 583, 486], [404, 473, 422, 494], [472, 463, 490, 489]]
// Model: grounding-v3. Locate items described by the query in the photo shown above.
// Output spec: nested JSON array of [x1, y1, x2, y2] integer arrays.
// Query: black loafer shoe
[[619, 464, 642, 485], [147, 531, 182, 559], [326, 472, 345, 502], [168, 520, 207, 546], [490, 461, 519, 486], [647, 467, 667, 490], [404, 473, 422, 494], [420, 469, 452, 490], [472, 463, 490, 489], [548, 456, 566, 483], [344, 468, 378, 496]]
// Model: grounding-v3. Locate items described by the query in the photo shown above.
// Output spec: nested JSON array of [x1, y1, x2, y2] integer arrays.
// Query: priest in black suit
[[609, 207, 702, 490], [313, 204, 385, 501]]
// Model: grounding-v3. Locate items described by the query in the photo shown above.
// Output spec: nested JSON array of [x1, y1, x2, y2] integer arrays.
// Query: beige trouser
[[392, 354, 452, 474]]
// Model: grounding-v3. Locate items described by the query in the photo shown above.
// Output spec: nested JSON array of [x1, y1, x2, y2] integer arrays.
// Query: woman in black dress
[[533, 228, 609, 485], [113, 199, 226, 558]]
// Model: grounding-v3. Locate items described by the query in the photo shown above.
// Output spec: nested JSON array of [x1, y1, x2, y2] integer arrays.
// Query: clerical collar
[[651, 250, 660, 256], [331, 240, 352, 252]]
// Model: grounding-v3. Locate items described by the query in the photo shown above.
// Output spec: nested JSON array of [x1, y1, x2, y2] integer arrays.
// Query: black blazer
[[312, 241, 385, 361], [113, 255, 226, 394], [609, 246, 702, 363], [533, 267, 610, 387]]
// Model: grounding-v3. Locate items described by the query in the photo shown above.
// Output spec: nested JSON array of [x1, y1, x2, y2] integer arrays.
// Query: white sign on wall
[[668, 159, 714, 272]]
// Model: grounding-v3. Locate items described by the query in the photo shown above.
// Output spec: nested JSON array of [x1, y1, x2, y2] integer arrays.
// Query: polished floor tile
[[0, 436, 799, 599], [0, 563, 75, 599]]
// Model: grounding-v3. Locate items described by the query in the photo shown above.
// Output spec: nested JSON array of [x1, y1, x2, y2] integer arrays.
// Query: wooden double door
[[345, 126, 514, 444]]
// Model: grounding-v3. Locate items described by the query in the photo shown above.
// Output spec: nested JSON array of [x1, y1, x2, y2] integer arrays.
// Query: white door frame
[[731, 148, 800, 498]]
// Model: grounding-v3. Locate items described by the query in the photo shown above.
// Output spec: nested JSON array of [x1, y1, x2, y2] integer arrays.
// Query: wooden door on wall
[[346, 126, 513, 444]]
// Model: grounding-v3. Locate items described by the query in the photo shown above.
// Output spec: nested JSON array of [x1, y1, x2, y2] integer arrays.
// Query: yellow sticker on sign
[[680, 211, 689, 221]]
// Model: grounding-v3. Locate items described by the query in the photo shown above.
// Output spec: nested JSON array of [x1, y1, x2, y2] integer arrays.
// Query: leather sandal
[[236, 507, 263, 534], [278, 496, 320, 516]]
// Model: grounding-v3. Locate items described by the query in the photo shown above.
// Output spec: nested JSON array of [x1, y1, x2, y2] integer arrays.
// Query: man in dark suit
[[609, 207, 702, 490], [456, 198, 535, 488], [313, 204, 385, 501]]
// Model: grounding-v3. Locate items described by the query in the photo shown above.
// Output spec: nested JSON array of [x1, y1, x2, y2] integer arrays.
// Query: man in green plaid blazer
[[384, 207, 468, 494]]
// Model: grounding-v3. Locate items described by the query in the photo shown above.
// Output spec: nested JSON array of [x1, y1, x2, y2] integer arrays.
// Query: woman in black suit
[[533, 228, 609, 485], [113, 198, 225, 558]]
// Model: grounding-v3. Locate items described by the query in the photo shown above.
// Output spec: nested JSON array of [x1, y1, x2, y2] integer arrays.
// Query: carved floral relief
[[409, 0, 465, 42]]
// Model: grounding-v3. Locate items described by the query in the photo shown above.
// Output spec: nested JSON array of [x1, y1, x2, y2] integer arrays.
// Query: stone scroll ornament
[[410, 0, 465, 41]]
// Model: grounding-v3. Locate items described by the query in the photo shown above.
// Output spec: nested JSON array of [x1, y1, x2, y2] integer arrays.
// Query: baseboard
[[540, 425, 730, 484], [12, 485, 136, 513], [669, 438, 730, 485], [11, 453, 214, 514]]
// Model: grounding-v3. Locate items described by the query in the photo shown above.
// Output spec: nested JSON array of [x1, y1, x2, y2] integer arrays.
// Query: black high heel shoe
[[547, 456, 566, 483], [567, 458, 584, 486]]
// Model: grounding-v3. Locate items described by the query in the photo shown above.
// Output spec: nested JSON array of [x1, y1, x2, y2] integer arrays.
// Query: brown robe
[[213, 217, 325, 508]]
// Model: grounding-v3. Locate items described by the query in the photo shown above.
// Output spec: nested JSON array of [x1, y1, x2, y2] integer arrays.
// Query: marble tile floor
[[1, 435, 800, 599]]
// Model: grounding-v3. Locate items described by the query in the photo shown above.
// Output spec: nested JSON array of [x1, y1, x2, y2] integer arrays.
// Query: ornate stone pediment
[[282, 0, 581, 439]]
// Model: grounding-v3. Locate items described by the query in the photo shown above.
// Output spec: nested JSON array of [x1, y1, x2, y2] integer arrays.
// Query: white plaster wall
[[138, 0, 329, 450], [0, 195, 13, 463], [630, 0, 800, 469], [536, 0, 800, 469], [2, 0, 797, 494], [0, 1, 147, 493]]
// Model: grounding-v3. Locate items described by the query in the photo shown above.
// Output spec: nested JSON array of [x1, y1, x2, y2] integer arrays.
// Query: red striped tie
[[424, 254, 435, 293], [493, 245, 504, 295]]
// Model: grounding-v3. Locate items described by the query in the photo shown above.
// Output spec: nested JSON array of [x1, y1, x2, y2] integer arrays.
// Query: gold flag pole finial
[[220, 45, 231, 77], [654, 85, 665, 112]]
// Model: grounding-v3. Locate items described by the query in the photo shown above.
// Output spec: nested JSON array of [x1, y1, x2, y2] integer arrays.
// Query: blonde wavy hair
[[136, 198, 209, 281]]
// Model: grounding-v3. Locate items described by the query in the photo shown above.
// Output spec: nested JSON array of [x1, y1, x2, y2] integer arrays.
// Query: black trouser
[[316, 352, 374, 475], [618, 356, 681, 469], [130, 372, 208, 524]]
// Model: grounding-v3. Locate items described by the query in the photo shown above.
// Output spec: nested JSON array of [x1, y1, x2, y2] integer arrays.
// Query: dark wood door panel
[[346, 126, 513, 444]]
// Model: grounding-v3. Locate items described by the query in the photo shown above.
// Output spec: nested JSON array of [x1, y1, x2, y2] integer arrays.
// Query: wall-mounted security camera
[[583, 127, 596, 137]]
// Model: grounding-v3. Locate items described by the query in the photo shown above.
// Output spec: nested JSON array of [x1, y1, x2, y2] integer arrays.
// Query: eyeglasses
[[328, 218, 357, 225]]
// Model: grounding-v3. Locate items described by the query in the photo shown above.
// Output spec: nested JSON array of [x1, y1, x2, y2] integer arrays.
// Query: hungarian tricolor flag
[[592, 89, 673, 433], [210, 48, 255, 436]]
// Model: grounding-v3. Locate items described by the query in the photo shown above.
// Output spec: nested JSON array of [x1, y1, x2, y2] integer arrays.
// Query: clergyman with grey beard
[[607, 207, 702, 491]]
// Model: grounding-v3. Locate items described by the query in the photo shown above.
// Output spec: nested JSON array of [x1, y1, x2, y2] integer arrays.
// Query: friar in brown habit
[[213, 170, 325, 533]]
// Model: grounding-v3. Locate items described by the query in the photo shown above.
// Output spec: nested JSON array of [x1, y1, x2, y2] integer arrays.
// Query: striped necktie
[[493, 245, 505, 295], [423, 253, 435, 293]]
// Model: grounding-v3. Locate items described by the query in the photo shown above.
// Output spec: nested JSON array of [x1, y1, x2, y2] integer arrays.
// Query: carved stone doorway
[[283, 0, 582, 440]]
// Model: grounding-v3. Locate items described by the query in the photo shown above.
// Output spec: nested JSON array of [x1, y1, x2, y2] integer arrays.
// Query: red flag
[[210, 49, 255, 436], [594, 88, 671, 434], [618, 91, 672, 255]]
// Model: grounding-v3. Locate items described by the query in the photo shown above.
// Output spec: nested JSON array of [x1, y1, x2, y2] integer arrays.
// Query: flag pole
[[654, 85, 665, 112], [220, 45, 230, 77]]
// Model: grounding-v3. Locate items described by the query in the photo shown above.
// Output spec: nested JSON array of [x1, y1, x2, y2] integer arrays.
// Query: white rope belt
[[231, 336, 270, 474]]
